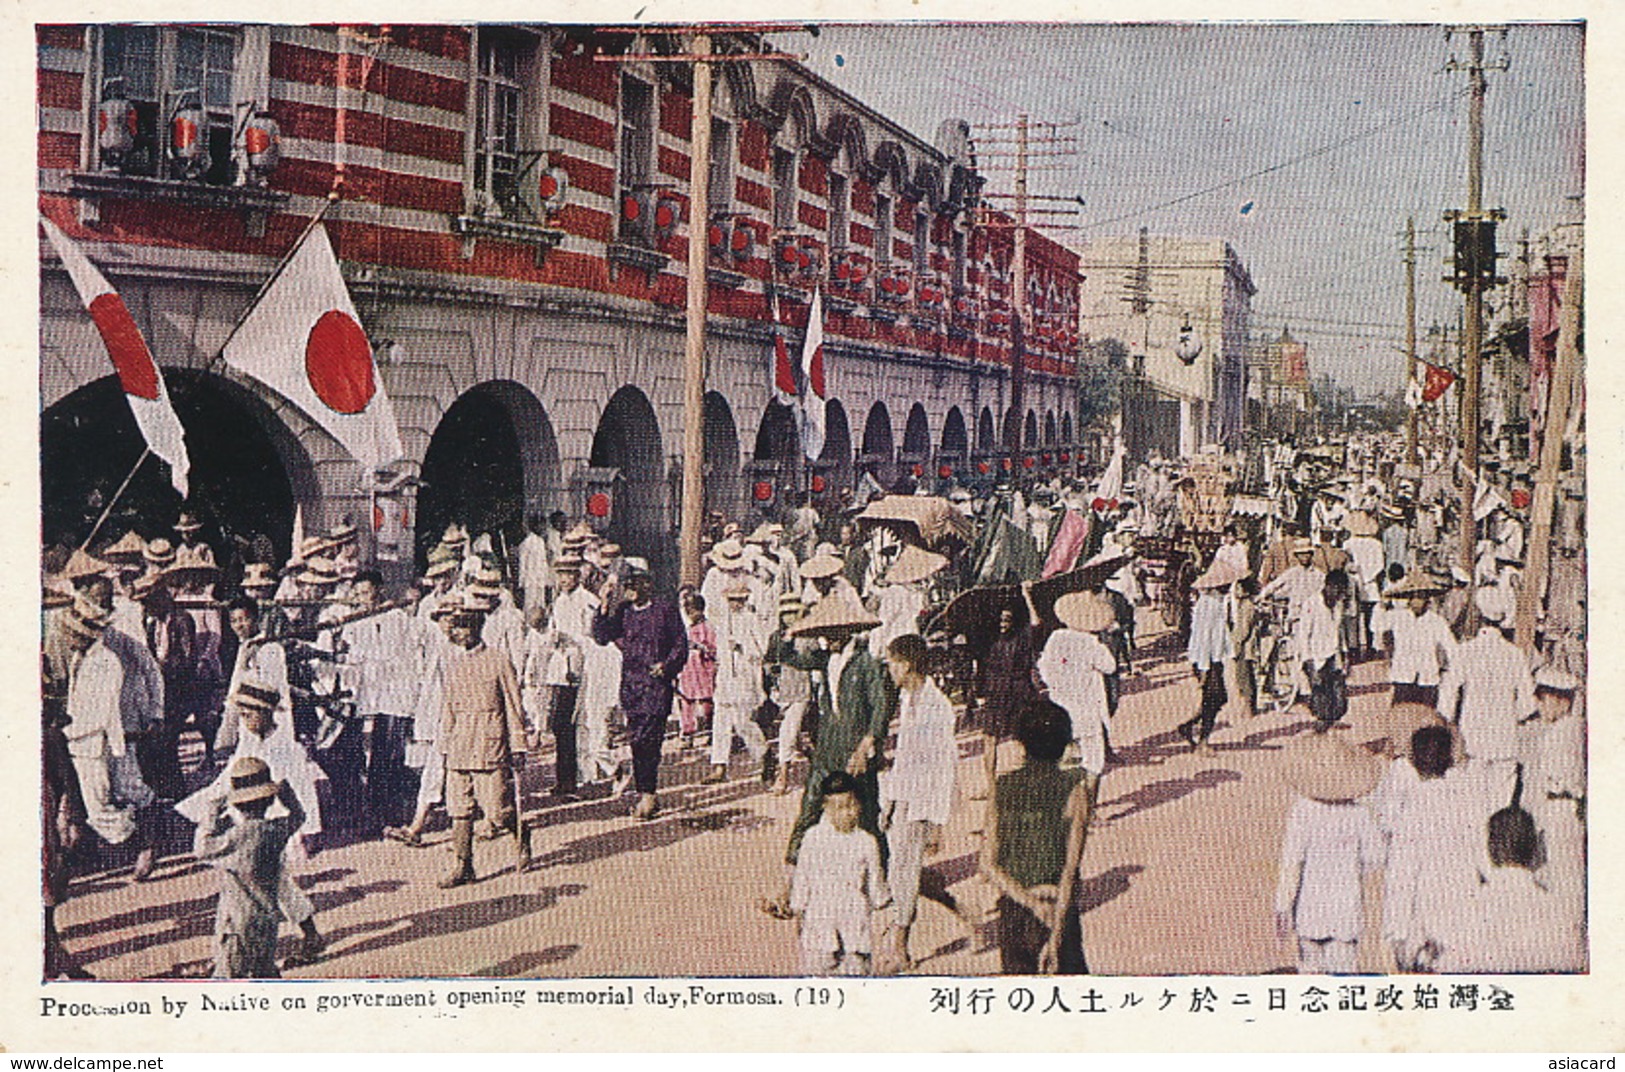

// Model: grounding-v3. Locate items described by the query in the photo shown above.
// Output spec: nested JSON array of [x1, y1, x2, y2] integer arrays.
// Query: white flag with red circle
[[222, 223, 404, 471], [800, 288, 827, 462], [41, 217, 191, 497]]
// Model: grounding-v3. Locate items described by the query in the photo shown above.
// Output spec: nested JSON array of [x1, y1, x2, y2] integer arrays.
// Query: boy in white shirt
[[790, 771, 890, 976]]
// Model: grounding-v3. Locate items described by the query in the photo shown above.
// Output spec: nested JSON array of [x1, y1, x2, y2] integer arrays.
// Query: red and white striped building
[[39, 24, 1081, 579]]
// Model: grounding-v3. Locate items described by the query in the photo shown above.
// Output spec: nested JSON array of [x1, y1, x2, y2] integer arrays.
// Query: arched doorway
[[1044, 410, 1058, 445], [1061, 412, 1074, 444], [41, 370, 314, 567], [977, 407, 997, 452], [703, 391, 741, 521], [817, 398, 853, 500], [860, 401, 895, 488], [901, 403, 931, 469], [589, 385, 668, 580], [417, 381, 562, 567], [1024, 410, 1039, 448], [754, 401, 800, 462]]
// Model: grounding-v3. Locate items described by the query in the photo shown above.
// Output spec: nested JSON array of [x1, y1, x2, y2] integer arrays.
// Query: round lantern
[[170, 106, 204, 163], [810, 475, 826, 493], [242, 111, 282, 181], [1059, 452, 1070, 464], [1000, 457, 1012, 472], [1023, 456, 1036, 470], [655, 198, 680, 232], [97, 96, 136, 156], [977, 461, 990, 475], [938, 464, 953, 479], [753, 481, 774, 502], [586, 492, 611, 518], [911, 464, 923, 478]]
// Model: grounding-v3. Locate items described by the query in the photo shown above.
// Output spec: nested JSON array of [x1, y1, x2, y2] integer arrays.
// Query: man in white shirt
[[515, 512, 563, 618], [1036, 592, 1118, 778], [878, 633, 958, 972], [1375, 576, 1456, 708], [339, 570, 421, 829], [529, 554, 598, 797], [1439, 587, 1536, 798], [60, 597, 161, 881], [705, 585, 772, 783]]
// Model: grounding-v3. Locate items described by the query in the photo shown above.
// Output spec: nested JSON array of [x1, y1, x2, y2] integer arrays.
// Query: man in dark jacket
[[593, 561, 688, 821]]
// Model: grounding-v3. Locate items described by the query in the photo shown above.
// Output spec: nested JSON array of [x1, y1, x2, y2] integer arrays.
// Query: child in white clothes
[[790, 771, 890, 976]]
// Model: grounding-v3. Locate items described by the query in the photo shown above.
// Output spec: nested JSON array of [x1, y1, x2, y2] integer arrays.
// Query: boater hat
[[62, 596, 112, 640], [227, 756, 278, 806], [1384, 572, 1447, 599], [240, 562, 277, 592], [296, 557, 341, 588], [1053, 591, 1116, 633], [1281, 731, 1384, 803], [884, 544, 949, 586], [142, 538, 177, 571], [786, 590, 881, 639], [230, 677, 280, 715], [710, 539, 747, 568]]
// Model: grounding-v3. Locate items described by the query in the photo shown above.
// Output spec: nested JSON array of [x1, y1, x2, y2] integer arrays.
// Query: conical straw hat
[[787, 590, 881, 639], [1281, 732, 1384, 802]]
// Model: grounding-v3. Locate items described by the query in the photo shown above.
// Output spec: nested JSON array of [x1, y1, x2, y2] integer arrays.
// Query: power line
[[1078, 86, 1472, 231]]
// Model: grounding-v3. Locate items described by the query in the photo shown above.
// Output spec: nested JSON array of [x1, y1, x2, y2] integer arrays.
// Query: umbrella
[[855, 495, 975, 550]]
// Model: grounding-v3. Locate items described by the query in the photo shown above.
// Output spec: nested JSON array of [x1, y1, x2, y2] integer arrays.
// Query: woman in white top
[[878, 633, 959, 971]]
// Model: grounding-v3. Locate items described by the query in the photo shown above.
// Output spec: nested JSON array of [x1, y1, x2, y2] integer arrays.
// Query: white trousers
[[882, 802, 932, 929], [710, 702, 768, 766], [776, 699, 809, 764], [576, 704, 627, 783], [800, 947, 870, 976], [72, 752, 155, 845], [1297, 936, 1359, 974]]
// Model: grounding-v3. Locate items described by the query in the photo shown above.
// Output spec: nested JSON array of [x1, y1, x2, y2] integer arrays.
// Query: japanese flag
[[800, 288, 827, 462], [222, 224, 404, 472], [41, 217, 191, 497]]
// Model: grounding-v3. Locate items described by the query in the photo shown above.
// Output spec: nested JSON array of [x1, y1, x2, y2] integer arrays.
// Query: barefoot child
[[789, 771, 889, 976]]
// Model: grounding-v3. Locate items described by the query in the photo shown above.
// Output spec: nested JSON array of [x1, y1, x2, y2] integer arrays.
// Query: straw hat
[[1281, 732, 1384, 803], [326, 521, 358, 545], [230, 678, 280, 715], [1291, 537, 1314, 555], [884, 544, 949, 586], [563, 523, 595, 544], [710, 539, 747, 568], [799, 545, 845, 580], [42, 578, 74, 610], [552, 553, 584, 573], [227, 756, 278, 807], [777, 591, 804, 614], [168, 543, 219, 579], [1384, 572, 1447, 599], [1379, 503, 1405, 521], [59, 548, 111, 582], [174, 511, 204, 534], [746, 522, 784, 544], [1193, 561, 1243, 590], [1361, 702, 1446, 756], [240, 562, 277, 592], [442, 523, 470, 546], [722, 582, 753, 603], [1053, 591, 1116, 633], [1344, 511, 1379, 537], [100, 531, 148, 563], [297, 557, 341, 587], [142, 539, 177, 571], [623, 556, 651, 577], [431, 591, 483, 620], [786, 590, 881, 639]]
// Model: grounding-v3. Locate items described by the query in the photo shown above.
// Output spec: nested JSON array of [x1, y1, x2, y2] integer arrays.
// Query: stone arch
[[768, 79, 819, 150], [940, 406, 969, 459], [416, 380, 563, 567], [703, 390, 742, 521], [873, 140, 911, 193], [589, 385, 668, 577], [754, 400, 800, 461], [817, 398, 853, 499], [41, 370, 317, 565], [859, 400, 895, 486], [901, 402, 931, 463], [977, 406, 997, 452]]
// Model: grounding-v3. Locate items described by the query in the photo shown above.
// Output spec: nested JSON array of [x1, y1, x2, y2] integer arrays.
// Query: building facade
[[1077, 232, 1254, 460], [39, 24, 1080, 582]]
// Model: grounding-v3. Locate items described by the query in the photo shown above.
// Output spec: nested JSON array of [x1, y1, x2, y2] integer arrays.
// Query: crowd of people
[[40, 431, 1586, 980]]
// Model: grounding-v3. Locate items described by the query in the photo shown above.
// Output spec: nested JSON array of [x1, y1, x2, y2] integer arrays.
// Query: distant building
[[1259, 327, 1312, 439], [1077, 231, 1254, 460]]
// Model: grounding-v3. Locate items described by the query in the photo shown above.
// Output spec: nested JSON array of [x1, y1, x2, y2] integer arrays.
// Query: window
[[912, 209, 929, 279], [619, 74, 654, 190], [951, 229, 967, 293], [874, 193, 892, 266], [772, 147, 796, 232], [708, 117, 733, 216], [827, 172, 848, 252], [473, 32, 525, 214], [98, 25, 238, 185]]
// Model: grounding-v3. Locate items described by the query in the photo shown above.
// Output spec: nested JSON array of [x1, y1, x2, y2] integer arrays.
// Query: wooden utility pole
[[678, 33, 713, 588], [1007, 113, 1029, 458], [1516, 252, 1581, 651], [1404, 217, 1419, 465]]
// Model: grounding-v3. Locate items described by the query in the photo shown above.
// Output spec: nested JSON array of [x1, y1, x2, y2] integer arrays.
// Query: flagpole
[[79, 447, 150, 552]]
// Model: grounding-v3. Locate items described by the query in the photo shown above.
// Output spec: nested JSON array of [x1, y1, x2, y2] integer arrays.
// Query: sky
[[764, 22, 1584, 394]]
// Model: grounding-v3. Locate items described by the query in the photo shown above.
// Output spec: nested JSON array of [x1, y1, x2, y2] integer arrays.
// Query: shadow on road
[[1079, 863, 1145, 912], [474, 943, 581, 976], [315, 884, 588, 967], [1099, 768, 1243, 822]]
